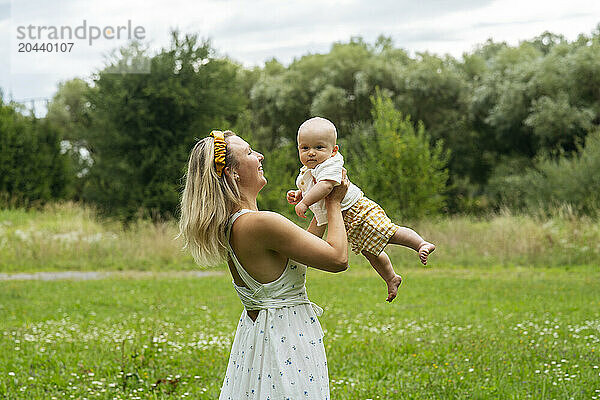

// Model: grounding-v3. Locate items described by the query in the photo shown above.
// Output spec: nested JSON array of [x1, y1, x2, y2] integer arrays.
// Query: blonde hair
[[177, 131, 241, 265]]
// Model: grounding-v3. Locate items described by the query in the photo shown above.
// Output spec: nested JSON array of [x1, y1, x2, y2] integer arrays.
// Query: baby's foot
[[417, 242, 436, 265], [386, 274, 403, 302]]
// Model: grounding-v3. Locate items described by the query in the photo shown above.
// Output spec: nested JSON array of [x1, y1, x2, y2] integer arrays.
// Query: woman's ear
[[224, 166, 239, 181]]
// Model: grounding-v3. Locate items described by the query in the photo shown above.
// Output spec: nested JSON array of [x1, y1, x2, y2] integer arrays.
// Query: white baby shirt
[[296, 152, 362, 226]]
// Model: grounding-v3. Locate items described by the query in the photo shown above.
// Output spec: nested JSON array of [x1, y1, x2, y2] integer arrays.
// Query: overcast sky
[[1, 0, 599, 115]]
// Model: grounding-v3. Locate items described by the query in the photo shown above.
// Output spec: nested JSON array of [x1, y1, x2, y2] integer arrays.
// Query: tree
[[524, 92, 594, 152], [46, 78, 92, 134], [489, 129, 600, 216], [346, 93, 449, 220], [81, 32, 246, 221], [256, 142, 298, 218], [0, 99, 71, 205], [46, 78, 95, 199]]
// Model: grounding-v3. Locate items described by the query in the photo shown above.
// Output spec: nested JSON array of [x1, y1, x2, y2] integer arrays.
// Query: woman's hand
[[325, 169, 349, 204]]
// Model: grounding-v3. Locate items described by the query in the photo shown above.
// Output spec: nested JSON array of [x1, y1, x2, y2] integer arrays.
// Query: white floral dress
[[219, 209, 330, 400]]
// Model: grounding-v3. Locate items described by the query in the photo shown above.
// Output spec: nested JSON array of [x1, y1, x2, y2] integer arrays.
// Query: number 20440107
[[18, 42, 74, 52]]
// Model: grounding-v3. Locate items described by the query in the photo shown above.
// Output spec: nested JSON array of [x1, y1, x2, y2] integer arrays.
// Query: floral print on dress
[[219, 210, 330, 399]]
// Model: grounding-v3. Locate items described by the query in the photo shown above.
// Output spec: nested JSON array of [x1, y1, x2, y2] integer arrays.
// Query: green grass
[[0, 202, 200, 272], [1, 202, 600, 272], [1, 266, 599, 399]]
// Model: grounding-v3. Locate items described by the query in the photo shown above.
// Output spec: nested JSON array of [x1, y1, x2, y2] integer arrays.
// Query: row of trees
[[0, 101, 70, 206], [2, 26, 600, 220]]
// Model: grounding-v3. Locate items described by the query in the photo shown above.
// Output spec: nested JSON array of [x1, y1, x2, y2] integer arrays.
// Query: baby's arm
[[295, 180, 336, 218]]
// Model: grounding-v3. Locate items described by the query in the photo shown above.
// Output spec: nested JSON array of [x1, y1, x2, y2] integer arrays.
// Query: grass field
[[1, 203, 599, 398], [1, 266, 599, 399], [1, 202, 599, 272]]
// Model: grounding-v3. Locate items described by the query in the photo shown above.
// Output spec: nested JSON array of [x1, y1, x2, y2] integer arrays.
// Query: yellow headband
[[209, 130, 226, 177]]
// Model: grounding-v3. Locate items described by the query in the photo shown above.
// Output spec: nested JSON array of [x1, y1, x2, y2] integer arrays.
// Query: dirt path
[[0, 270, 224, 281]]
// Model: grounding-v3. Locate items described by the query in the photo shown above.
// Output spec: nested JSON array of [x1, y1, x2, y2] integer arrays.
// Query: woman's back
[[219, 209, 330, 399], [227, 210, 291, 285], [178, 133, 349, 400], [227, 209, 323, 314]]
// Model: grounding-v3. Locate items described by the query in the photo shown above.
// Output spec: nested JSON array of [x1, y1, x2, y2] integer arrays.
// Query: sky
[[0, 0, 599, 115]]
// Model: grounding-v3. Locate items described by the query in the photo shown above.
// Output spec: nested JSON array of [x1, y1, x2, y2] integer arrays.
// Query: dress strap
[[226, 209, 262, 291]]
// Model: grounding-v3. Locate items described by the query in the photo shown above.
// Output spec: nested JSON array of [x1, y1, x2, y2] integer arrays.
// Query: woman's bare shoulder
[[235, 210, 347, 272], [232, 211, 305, 253], [236, 211, 297, 233]]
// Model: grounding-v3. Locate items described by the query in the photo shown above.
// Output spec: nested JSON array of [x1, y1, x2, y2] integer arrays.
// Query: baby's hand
[[287, 190, 302, 205], [295, 202, 308, 218]]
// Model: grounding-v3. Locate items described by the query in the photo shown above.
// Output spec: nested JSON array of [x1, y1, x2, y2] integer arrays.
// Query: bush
[[257, 141, 298, 219], [80, 34, 246, 222], [489, 129, 600, 216], [345, 93, 450, 220], [0, 100, 71, 207]]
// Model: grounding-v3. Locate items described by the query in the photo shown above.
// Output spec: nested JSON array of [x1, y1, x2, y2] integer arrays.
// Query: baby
[[287, 117, 436, 302]]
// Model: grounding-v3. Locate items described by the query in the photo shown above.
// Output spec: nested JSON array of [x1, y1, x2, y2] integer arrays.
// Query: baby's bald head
[[297, 117, 337, 147], [296, 117, 339, 168]]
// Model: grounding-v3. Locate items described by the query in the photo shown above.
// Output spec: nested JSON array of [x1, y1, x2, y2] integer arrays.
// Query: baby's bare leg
[[388, 227, 436, 265], [361, 250, 402, 302]]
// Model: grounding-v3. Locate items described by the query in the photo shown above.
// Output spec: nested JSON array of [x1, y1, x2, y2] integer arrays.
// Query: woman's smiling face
[[227, 135, 266, 190]]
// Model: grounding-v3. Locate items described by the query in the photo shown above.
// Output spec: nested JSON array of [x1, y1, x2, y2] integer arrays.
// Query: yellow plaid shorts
[[343, 196, 400, 256]]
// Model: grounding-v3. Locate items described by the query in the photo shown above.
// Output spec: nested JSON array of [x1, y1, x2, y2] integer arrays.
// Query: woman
[[178, 130, 349, 399]]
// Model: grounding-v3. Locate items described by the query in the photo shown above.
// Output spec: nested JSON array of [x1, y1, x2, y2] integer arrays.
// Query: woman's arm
[[251, 178, 349, 272], [307, 217, 326, 238], [250, 212, 347, 272]]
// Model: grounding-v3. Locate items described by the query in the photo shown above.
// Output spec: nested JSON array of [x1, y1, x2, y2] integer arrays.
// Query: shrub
[[257, 141, 298, 219], [489, 129, 600, 216], [0, 100, 71, 207], [345, 93, 450, 220]]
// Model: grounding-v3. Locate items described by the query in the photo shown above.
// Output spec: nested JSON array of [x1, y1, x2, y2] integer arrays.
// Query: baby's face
[[297, 126, 338, 169]]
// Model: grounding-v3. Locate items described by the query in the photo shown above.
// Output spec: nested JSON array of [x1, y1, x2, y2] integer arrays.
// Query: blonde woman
[[178, 130, 349, 399]]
